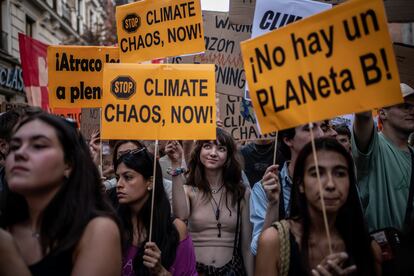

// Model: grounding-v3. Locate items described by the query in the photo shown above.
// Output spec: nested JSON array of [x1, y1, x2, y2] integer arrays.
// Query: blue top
[[249, 162, 292, 255]]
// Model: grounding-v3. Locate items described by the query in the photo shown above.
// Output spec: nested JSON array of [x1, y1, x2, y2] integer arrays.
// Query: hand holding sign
[[102, 64, 215, 140], [241, 0, 402, 133]]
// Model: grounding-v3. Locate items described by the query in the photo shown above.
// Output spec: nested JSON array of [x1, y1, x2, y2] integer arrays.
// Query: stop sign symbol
[[110, 76, 136, 100]]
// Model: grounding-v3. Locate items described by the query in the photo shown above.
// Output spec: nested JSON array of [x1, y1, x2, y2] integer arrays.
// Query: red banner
[[18, 33, 49, 111]]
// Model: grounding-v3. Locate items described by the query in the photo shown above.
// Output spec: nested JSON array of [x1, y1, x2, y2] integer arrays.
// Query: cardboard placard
[[80, 108, 101, 140], [102, 63, 216, 140], [228, 0, 256, 25], [241, 0, 402, 133], [116, 0, 205, 62], [171, 11, 251, 97], [48, 46, 119, 108], [218, 93, 276, 140]]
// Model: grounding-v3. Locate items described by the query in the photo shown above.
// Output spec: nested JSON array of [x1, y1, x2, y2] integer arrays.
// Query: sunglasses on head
[[117, 147, 148, 162]]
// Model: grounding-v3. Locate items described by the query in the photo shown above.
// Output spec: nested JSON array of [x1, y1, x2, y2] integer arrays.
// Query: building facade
[[0, 0, 108, 105]]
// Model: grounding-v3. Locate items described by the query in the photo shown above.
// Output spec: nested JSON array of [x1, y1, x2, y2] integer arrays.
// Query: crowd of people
[[0, 83, 413, 276]]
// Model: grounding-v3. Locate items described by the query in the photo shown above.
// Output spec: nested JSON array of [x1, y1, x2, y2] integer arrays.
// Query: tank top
[[188, 188, 237, 249], [28, 250, 73, 276]]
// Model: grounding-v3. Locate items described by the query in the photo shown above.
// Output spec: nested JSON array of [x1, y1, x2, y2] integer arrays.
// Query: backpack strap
[[271, 220, 291, 276]]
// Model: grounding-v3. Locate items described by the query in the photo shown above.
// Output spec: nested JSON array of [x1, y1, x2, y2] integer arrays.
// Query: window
[[26, 16, 35, 37]]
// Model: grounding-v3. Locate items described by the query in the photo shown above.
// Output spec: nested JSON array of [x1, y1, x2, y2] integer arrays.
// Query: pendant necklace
[[210, 188, 224, 238], [210, 183, 224, 194]]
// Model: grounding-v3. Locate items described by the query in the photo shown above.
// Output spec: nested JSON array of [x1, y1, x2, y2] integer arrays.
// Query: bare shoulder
[[173, 218, 188, 242], [78, 217, 120, 247], [257, 226, 280, 264], [259, 226, 280, 247]]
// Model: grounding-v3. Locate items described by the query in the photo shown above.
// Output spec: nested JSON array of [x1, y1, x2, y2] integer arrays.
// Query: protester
[[334, 124, 352, 153], [250, 122, 324, 255], [241, 139, 284, 188], [115, 147, 197, 276], [0, 112, 121, 275], [106, 140, 173, 208], [166, 128, 253, 275], [255, 138, 381, 276], [321, 120, 338, 138], [352, 83, 414, 232]]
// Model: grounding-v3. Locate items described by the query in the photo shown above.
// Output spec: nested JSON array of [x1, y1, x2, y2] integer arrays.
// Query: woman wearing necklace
[[166, 128, 253, 276], [0, 113, 121, 276]]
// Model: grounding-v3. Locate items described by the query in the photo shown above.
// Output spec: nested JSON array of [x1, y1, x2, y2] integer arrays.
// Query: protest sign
[[218, 93, 276, 140], [102, 63, 215, 140], [241, 0, 402, 134], [394, 43, 414, 88], [52, 108, 82, 127], [171, 11, 251, 97], [81, 108, 101, 140], [48, 46, 119, 108], [116, 0, 205, 62], [252, 0, 331, 37], [228, 0, 256, 25], [244, 0, 331, 101]]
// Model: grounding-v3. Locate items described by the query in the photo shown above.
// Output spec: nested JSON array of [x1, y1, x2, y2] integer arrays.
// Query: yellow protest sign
[[48, 46, 119, 108], [116, 0, 205, 63], [241, 0, 402, 133], [102, 64, 216, 140]]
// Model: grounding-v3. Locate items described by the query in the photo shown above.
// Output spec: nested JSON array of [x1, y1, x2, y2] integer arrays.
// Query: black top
[[28, 250, 73, 276], [241, 142, 285, 188], [287, 231, 307, 276]]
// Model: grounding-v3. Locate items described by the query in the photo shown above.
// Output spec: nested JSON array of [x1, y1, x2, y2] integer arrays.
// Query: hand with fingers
[[89, 129, 101, 166], [143, 242, 171, 276], [311, 252, 357, 276], [261, 164, 280, 204], [165, 140, 183, 166]]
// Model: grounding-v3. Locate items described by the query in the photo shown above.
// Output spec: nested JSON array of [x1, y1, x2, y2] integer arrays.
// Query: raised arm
[[165, 141, 191, 220], [72, 217, 122, 276], [353, 111, 374, 153], [261, 165, 280, 233], [249, 165, 280, 256]]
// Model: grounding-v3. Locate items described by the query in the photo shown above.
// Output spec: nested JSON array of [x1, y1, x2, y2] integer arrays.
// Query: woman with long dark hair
[[0, 112, 122, 275], [167, 128, 253, 275], [255, 138, 381, 276], [114, 147, 197, 276]]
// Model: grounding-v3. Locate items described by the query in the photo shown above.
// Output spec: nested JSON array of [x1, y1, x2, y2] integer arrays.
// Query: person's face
[[337, 134, 351, 153], [321, 120, 338, 138], [382, 95, 414, 135], [200, 141, 228, 171], [116, 142, 140, 160], [287, 122, 324, 156], [301, 150, 350, 214], [5, 119, 71, 195], [116, 162, 151, 205]]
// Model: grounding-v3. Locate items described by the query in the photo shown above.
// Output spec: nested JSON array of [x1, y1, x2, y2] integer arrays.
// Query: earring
[[147, 186, 152, 191]]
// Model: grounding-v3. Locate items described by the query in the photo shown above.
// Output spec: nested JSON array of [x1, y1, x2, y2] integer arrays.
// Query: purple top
[[122, 235, 197, 276]]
